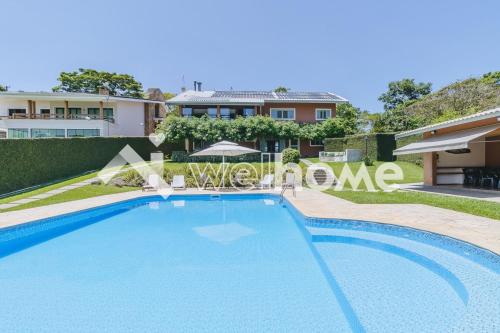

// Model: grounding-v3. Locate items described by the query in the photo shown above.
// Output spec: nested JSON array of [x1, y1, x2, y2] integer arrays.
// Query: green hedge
[[324, 133, 396, 161], [0, 137, 184, 195], [395, 134, 423, 166]]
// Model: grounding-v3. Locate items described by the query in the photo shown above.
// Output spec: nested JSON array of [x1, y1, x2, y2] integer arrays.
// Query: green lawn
[[1, 184, 138, 212], [327, 190, 500, 221], [0, 172, 99, 205], [306, 160, 423, 189]]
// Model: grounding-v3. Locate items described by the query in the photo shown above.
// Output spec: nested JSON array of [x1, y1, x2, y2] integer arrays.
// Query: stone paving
[[0, 187, 498, 254], [0, 178, 97, 211]]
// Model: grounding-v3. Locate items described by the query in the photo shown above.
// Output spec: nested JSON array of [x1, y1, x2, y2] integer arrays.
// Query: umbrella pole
[[222, 154, 225, 189]]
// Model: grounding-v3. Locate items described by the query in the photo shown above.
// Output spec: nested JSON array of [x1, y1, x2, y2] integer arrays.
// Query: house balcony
[[2, 113, 114, 123]]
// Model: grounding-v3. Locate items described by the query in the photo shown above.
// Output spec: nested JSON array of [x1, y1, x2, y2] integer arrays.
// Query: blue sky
[[1, 0, 498, 112]]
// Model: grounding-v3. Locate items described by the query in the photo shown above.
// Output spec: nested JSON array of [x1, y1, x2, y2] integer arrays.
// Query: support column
[[28, 100, 33, 119], [32, 101, 36, 118], [99, 101, 104, 120], [216, 105, 221, 118], [64, 101, 69, 119], [423, 152, 437, 186], [254, 106, 258, 116]]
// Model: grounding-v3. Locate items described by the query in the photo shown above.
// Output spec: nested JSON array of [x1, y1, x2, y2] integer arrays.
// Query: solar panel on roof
[[275, 92, 336, 100], [213, 91, 274, 99]]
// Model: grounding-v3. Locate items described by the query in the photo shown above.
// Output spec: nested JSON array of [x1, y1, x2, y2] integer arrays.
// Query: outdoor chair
[[142, 174, 161, 191], [463, 168, 479, 187], [479, 168, 496, 189], [171, 175, 186, 190], [259, 174, 274, 189]]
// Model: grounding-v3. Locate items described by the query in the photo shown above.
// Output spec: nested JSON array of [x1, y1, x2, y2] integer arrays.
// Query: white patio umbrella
[[190, 141, 260, 188]]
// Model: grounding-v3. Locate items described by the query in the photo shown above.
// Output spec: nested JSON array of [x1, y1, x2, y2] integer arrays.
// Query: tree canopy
[[0, 84, 7, 92], [378, 78, 432, 111], [274, 86, 289, 93], [52, 68, 143, 98]]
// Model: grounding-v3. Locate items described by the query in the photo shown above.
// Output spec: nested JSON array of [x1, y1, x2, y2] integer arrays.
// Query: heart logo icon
[[149, 133, 166, 147]]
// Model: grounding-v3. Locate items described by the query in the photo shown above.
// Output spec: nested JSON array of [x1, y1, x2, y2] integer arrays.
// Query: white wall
[[109, 101, 145, 137], [436, 140, 485, 167]]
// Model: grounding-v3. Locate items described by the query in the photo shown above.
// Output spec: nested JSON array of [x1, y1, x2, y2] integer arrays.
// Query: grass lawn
[[306, 159, 423, 188], [327, 190, 500, 220], [0, 172, 99, 205], [1, 184, 139, 212]]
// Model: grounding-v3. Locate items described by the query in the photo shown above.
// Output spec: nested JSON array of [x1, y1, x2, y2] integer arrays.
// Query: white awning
[[393, 125, 499, 155]]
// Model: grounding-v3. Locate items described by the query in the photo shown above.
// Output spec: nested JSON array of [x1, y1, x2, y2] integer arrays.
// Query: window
[[31, 128, 65, 138], [310, 139, 323, 146], [270, 108, 295, 120], [8, 128, 29, 138], [220, 108, 230, 119], [55, 107, 65, 118], [40, 109, 51, 119], [243, 108, 255, 117], [208, 108, 217, 119], [68, 108, 82, 119], [315, 108, 331, 121], [290, 138, 299, 149], [8, 109, 26, 117], [67, 129, 100, 137], [182, 108, 192, 117], [103, 108, 113, 119], [87, 108, 100, 119], [0, 131, 6, 139]]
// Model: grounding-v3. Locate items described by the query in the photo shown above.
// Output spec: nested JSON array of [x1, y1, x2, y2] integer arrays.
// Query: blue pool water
[[0, 194, 499, 332]]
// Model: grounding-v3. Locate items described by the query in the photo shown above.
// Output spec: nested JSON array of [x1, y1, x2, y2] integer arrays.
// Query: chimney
[[98, 87, 110, 96], [193, 81, 198, 91], [197, 82, 202, 91]]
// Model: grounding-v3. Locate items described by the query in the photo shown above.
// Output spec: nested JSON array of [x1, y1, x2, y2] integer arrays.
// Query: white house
[[0, 89, 166, 138]]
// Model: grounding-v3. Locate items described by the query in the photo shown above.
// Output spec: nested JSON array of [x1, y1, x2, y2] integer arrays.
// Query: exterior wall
[[300, 140, 323, 157], [261, 102, 337, 123], [109, 101, 146, 137], [436, 142, 485, 167], [0, 119, 106, 137], [485, 135, 500, 167]]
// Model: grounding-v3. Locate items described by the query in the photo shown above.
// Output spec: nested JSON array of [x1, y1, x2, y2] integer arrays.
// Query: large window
[[87, 108, 100, 119], [40, 109, 51, 118], [103, 108, 113, 119], [182, 108, 192, 118], [220, 108, 230, 119], [208, 108, 217, 119], [31, 128, 65, 138], [8, 109, 26, 117], [55, 107, 65, 119], [8, 129, 29, 138], [243, 108, 255, 117], [270, 108, 295, 120], [315, 108, 331, 121], [67, 129, 100, 137], [68, 108, 82, 119]]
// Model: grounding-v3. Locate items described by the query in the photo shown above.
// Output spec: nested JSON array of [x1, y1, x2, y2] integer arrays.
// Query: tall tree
[[335, 102, 362, 135], [378, 78, 432, 111], [53, 68, 143, 98], [274, 86, 289, 93]]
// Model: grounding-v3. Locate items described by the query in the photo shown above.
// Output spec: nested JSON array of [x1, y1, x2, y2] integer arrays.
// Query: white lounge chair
[[142, 174, 161, 191], [171, 175, 185, 190], [259, 174, 274, 189]]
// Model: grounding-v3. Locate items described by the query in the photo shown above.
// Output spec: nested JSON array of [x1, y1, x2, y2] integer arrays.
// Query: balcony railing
[[2, 113, 114, 122]]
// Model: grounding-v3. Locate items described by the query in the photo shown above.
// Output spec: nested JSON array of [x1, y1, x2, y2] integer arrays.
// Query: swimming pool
[[0, 194, 499, 332]]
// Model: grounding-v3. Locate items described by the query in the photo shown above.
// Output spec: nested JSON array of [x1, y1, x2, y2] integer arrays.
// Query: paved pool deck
[[0, 188, 498, 254]]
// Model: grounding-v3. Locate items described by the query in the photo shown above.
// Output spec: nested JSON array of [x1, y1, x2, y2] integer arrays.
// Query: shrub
[[0, 137, 184, 195], [363, 155, 374, 166], [282, 148, 300, 164]]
